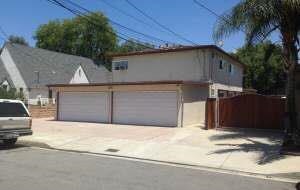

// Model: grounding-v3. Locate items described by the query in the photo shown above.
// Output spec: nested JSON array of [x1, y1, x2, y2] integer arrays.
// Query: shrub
[[0, 87, 25, 101]]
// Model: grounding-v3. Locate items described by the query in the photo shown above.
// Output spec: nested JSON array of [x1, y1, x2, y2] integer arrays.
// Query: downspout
[[210, 50, 214, 82], [179, 84, 184, 128], [109, 86, 113, 124], [56, 91, 59, 121]]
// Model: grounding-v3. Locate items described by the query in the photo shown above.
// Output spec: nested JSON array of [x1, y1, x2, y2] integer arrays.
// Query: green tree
[[35, 12, 118, 68], [234, 42, 286, 94], [8, 35, 29, 46], [213, 0, 300, 145], [117, 39, 154, 53]]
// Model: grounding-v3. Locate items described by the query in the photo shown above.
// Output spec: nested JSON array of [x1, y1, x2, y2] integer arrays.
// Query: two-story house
[[49, 45, 245, 127]]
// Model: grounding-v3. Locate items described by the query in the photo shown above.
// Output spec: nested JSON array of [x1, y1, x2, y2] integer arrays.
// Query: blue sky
[[0, 0, 249, 52]]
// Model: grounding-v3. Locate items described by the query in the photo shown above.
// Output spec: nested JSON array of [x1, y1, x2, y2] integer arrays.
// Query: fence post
[[205, 98, 217, 129]]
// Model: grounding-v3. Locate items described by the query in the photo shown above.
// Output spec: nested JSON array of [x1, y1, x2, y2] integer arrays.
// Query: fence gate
[[206, 94, 285, 130]]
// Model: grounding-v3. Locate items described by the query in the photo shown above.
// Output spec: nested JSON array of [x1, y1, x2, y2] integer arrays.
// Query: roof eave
[[47, 80, 211, 88], [110, 45, 246, 69]]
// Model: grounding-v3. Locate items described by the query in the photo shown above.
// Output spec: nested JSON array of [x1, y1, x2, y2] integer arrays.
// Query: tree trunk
[[283, 42, 299, 145]]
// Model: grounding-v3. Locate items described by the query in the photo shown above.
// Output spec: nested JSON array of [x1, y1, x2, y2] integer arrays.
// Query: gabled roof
[[111, 45, 246, 69], [0, 58, 14, 88], [4, 43, 110, 88]]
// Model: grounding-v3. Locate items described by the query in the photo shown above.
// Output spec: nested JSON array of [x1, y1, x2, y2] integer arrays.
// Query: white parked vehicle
[[0, 99, 33, 146]]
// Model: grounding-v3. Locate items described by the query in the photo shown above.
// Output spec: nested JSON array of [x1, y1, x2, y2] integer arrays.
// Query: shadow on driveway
[[208, 129, 286, 165]]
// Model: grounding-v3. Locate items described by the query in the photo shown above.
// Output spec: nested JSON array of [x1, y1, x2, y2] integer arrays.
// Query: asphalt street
[[0, 144, 296, 190]]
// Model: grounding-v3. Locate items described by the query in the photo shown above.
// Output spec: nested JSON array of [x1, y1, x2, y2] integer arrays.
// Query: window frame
[[229, 64, 234, 75], [113, 60, 128, 71], [219, 60, 224, 70]]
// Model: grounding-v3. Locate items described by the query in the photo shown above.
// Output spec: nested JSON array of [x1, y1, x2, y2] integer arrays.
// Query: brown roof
[[48, 80, 211, 88], [111, 45, 246, 69]]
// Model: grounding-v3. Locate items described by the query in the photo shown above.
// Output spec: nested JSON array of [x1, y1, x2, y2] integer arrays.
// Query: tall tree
[[8, 35, 29, 46], [117, 39, 154, 53], [213, 0, 300, 145], [35, 12, 118, 67], [234, 42, 286, 94]]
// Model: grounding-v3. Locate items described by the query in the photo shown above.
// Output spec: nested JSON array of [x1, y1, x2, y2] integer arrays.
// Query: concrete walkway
[[20, 118, 300, 178]]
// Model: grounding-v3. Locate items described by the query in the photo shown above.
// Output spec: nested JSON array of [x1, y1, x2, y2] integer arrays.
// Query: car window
[[0, 102, 29, 117]]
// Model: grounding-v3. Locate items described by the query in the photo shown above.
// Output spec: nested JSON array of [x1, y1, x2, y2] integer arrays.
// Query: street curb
[[19, 140, 299, 184]]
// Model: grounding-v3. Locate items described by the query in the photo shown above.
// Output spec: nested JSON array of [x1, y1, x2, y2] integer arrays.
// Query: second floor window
[[228, 64, 234, 74], [219, 60, 224, 70], [114, 61, 128, 71]]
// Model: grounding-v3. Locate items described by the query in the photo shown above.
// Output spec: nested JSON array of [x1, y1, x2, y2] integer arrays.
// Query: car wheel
[[3, 138, 17, 146]]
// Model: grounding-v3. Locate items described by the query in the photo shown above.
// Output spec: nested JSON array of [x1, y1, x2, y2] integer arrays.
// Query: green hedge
[[0, 87, 25, 101]]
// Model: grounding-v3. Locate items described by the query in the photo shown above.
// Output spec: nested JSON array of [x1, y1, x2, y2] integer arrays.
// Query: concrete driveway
[[21, 118, 300, 178]]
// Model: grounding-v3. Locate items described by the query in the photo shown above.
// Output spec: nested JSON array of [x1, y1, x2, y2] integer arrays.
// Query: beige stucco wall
[[112, 49, 244, 92], [181, 85, 209, 127], [112, 50, 211, 83], [210, 49, 244, 89]]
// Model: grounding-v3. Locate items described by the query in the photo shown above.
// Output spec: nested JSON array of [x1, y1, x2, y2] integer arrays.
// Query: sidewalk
[[21, 118, 300, 179]]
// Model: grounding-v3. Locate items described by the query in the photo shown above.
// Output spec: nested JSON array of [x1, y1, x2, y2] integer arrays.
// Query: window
[[19, 88, 23, 93], [49, 89, 53, 99], [218, 90, 228, 98], [219, 60, 224, 69], [2, 85, 7, 90], [211, 89, 215, 97], [0, 102, 29, 117], [114, 61, 128, 71], [79, 69, 82, 77], [228, 64, 234, 74]]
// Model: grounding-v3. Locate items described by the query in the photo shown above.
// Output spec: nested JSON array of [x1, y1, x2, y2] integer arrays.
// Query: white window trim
[[113, 60, 128, 71]]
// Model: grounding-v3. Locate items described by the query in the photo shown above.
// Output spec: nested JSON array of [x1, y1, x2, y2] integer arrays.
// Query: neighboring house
[[0, 58, 14, 91], [0, 42, 110, 104], [49, 45, 245, 127]]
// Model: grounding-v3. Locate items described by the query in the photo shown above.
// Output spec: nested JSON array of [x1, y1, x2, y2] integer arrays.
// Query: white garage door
[[113, 91, 178, 127], [59, 92, 109, 123]]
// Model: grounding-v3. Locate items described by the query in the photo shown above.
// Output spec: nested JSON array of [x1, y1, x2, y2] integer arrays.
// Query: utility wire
[[47, 0, 154, 49], [97, 0, 167, 34], [125, 0, 198, 45], [193, 0, 265, 42], [60, 0, 174, 45], [193, 0, 222, 19], [0, 26, 9, 39]]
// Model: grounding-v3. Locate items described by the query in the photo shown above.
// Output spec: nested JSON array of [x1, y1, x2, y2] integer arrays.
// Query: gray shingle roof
[[4, 43, 110, 88], [0, 58, 14, 88]]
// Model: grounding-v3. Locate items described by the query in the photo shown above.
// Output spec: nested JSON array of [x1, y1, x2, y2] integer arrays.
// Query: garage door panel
[[59, 92, 109, 123], [113, 91, 178, 127]]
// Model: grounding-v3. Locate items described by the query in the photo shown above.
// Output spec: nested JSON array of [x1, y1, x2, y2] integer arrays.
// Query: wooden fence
[[205, 98, 216, 129], [206, 94, 285, 130], [29, 104, 56, 118]]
